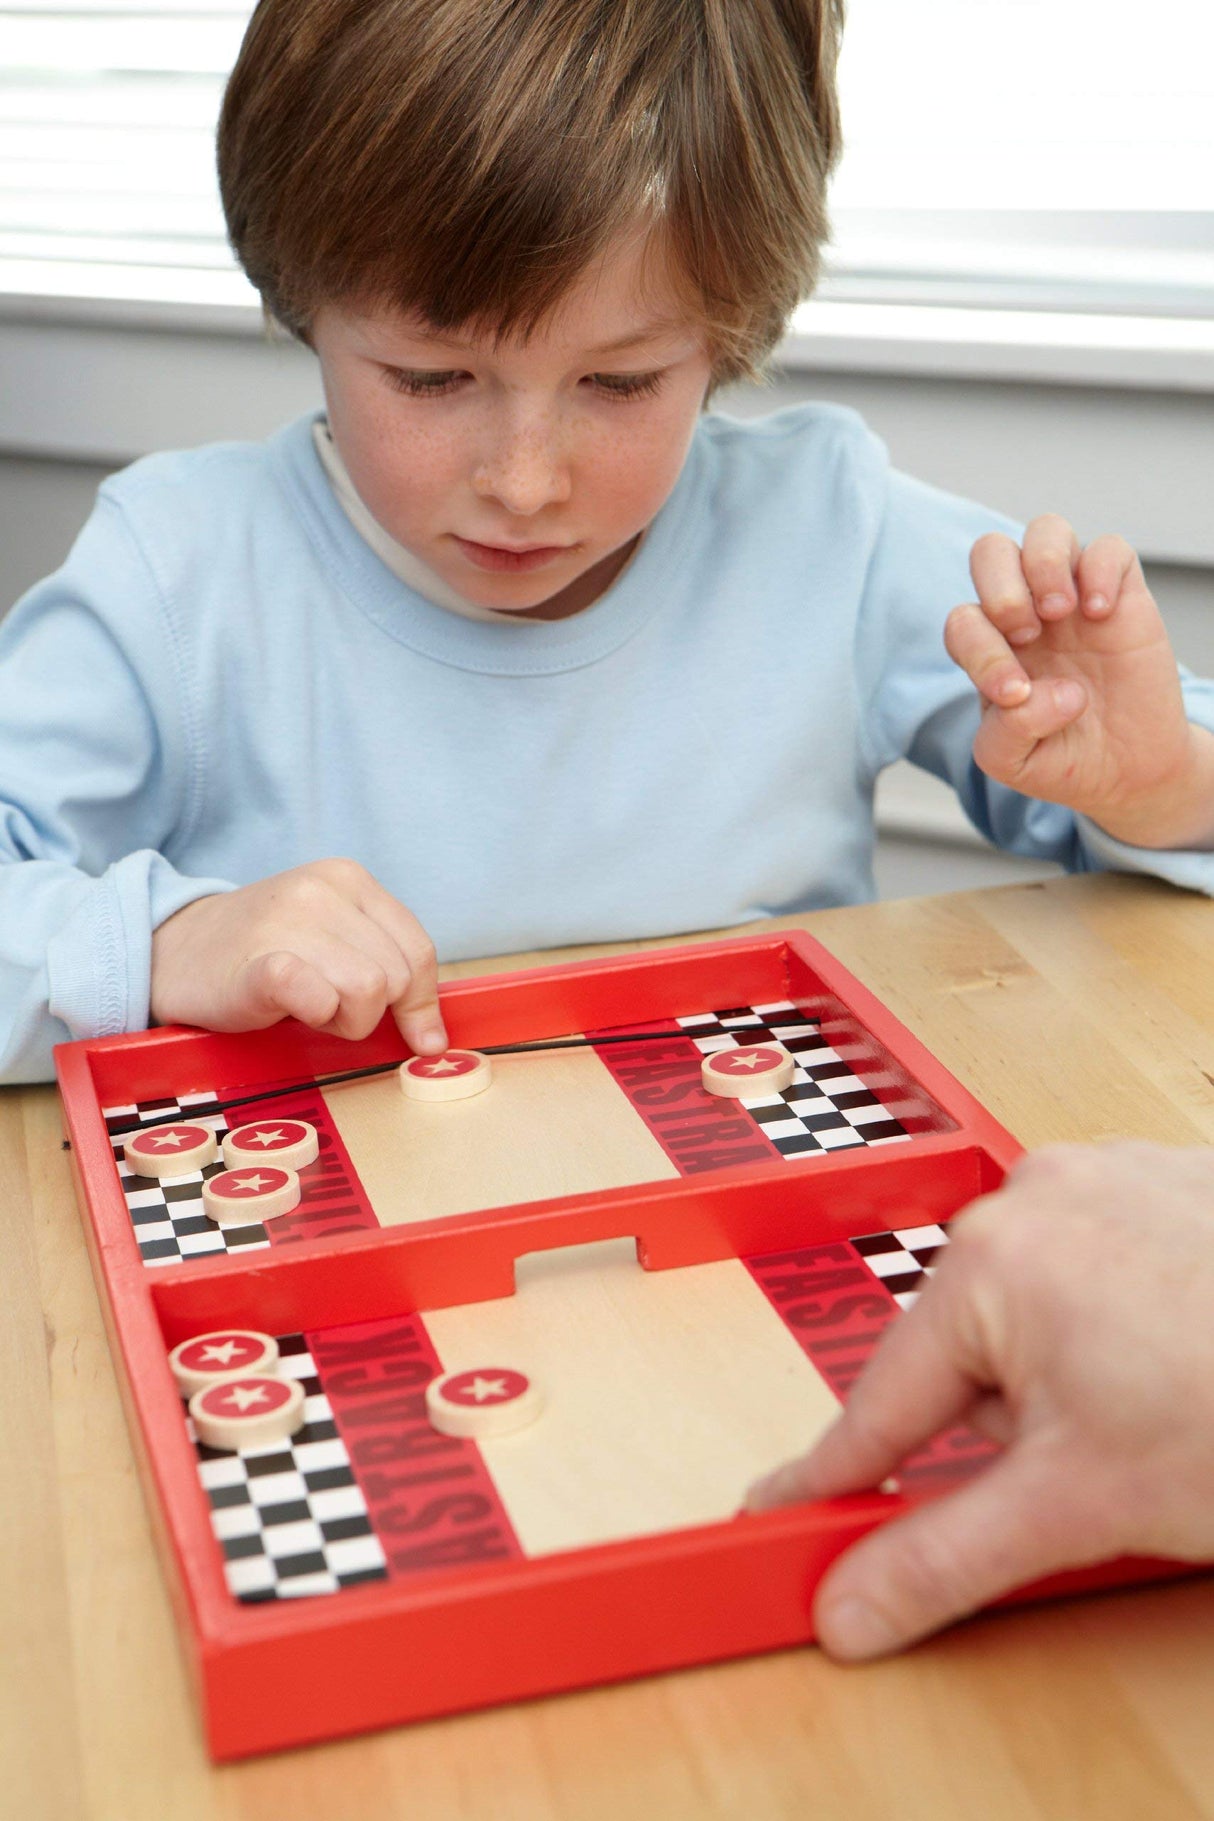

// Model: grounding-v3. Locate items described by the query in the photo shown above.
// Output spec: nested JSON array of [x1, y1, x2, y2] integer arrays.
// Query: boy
[[2, 0, 1213, 1083]]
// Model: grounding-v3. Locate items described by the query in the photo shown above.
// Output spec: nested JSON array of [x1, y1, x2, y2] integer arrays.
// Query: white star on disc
[[149, 1130, 188, 1147], [228, 1173, 274, 1193], [221, 1384, 271, 1412], [244, 1128, 286, 1147], [200, 1340, 244, 1365], [464, 1375, 510, 1402]]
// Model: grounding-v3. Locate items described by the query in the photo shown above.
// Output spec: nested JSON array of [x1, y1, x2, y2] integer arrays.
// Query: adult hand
[[747, 1142, 1214, 1659]]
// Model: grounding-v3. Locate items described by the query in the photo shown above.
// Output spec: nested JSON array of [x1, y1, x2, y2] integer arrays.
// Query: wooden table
[[6, 872, 1214, 1821]]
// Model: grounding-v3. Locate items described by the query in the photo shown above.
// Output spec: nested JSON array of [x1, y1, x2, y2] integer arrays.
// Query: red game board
[[57, 929, 1174, 1760]]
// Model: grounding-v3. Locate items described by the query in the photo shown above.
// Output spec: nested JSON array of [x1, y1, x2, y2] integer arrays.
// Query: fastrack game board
[[57, 930, 1175, 1760]]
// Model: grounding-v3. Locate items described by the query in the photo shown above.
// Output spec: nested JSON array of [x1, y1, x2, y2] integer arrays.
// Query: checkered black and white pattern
[[677, 1001, 911, 1158], [851, 1223, 950, 1309], [104, 1091, 272, 1266], [191, 1333, 388, 1602]]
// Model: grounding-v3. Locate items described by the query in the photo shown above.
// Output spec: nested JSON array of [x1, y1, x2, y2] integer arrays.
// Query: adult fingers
[[944, 603, 1031, 709], [812, 1440, 1100, 1661], [747, 1267, 988, 1511], [1019, 514, 1082, 622], [354, 876, 447, 1054]]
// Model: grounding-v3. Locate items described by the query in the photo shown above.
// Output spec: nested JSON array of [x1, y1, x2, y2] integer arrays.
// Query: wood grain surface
[[322, 1043, 679, 1224], [6, 874, 1214, 1821], [424, 1239, 842, 1556]]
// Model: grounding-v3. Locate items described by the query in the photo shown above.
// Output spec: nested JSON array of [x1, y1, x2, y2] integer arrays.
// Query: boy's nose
[[472, 419, 572, 515]]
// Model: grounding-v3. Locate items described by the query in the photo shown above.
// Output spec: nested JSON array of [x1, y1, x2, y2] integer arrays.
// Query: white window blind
[[0, 0, 255, 310], [1, 0, 1212, 322], [824, 0, 1214, 316]]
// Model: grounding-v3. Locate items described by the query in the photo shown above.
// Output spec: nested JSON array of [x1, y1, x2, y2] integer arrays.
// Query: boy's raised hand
[[946, 516, 1214, 849], [746, 1143, 1214, 1661], [150, 859, 448, 1054]]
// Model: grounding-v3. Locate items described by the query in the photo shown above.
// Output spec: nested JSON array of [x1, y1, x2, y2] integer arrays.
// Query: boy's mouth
[[452, 536, 573, 575]]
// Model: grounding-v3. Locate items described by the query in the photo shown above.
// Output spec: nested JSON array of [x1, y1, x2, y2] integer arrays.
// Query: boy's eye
[[381, 367, 666, 401], [383, 368, 467, 398], [587, 370, 666, 401]]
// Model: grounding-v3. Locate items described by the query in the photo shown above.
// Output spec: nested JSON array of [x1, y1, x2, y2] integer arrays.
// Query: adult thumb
[[812, 1442, 1098, 1660]]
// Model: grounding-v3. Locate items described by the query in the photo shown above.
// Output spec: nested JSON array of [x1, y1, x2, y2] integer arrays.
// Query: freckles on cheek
[[596, 414, 695, 520], [345, 403, 459, 514]]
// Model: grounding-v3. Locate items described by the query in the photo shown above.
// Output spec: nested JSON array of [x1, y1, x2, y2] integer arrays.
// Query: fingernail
[[1085, 592, 1110, 615], [414, 1026, 448, 1055], [1041, 592, 1072, 616], [996, 676, 1031, 705], [1008, 627, 1040, 647], [1054, 680, 1085, 715], [744, 1468, 787, 1512], [819, 1597, 901, 1661]]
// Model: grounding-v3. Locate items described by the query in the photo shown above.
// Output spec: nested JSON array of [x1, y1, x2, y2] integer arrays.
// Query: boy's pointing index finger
[[356, 875, 448, 1055]]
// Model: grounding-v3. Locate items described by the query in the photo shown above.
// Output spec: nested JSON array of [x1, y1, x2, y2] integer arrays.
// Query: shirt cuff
[[47, 850, 235, 1041], [1076, 816, 1214, 896]]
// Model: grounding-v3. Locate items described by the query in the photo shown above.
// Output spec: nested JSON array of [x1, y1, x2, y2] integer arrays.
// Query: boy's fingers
[[355, 881, 447, 1053], [239, 950, 342, 1032], [312, 934, 418, 1042], [747, 1270, 985, 1511], [242, 935, 411, 1043], [1074, 534, 1140, 620], [971, 679, 1088, 780], [969, 534, 1042, 647], [392, 973, 447, 1056], [812, 1444, 1092, 1661], [1020, 515, 1081, 621], [945, 603, 1031, 708]]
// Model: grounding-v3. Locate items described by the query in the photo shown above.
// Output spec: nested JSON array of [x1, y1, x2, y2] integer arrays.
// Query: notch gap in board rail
[[512, 1237, 644, 1292]]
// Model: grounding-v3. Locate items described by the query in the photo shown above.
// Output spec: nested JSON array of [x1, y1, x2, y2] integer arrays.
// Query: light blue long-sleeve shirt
[[2, 402, 1212, 1083]]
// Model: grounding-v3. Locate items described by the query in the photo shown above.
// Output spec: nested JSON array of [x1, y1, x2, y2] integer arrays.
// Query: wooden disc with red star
[[188, 1373, 306, 1451], [222, 1118, 319, 1172], [399, 1049, 493, 1102], [123, 1121, 218, 1178], [701, 1043, 795, 1100], [425, 1366, 543, 1438], [168, 1329, 279, 1398], [201, 1165, 301, 1227]]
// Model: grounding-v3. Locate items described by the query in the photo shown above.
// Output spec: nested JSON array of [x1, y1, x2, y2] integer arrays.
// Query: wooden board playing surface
[[11, 876, 1214, 1820], [321, 1004, 914, 1226], [178, 1211, 973, 1608], [424, 1240, 841, 1556], [323, 1046, 680, 1223], [101, 995, 921, 1268]]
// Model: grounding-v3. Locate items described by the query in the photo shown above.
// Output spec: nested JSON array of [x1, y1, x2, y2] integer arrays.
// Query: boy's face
[[311, 236, 713, 619]]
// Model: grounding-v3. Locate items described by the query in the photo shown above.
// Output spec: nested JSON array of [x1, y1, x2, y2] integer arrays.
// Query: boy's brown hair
[[218, 0, 844, 382]]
